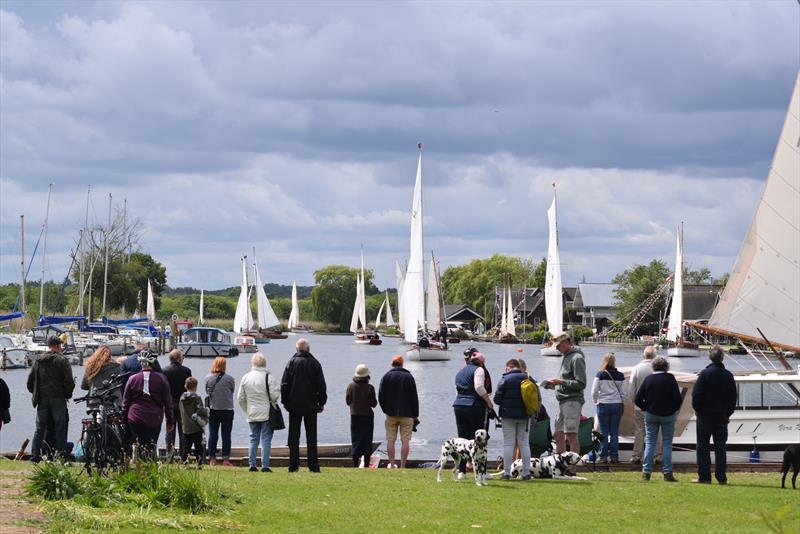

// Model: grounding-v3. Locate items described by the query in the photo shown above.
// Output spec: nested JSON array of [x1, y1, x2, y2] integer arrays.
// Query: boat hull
[[406, 346, 452, 361], [177, 343, 239, 358], [667, 346, 704, 358], [227, 442, 381, 459], [540, 346, 561, 357], [0, 347, 29, 369]]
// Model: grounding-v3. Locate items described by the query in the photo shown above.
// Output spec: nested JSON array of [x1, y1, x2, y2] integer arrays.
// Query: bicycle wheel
[[82, 428, 102, 474]]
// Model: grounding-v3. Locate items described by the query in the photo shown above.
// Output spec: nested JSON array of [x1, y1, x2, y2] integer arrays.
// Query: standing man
[[629, 346, 661, 465], [543, 332, 586, 455], [692, 345, 737, 485], [281, 338, 327, 473], [378, 355, 419, 469], [27, 336, 75, 462], [163, 349, 192, 459]]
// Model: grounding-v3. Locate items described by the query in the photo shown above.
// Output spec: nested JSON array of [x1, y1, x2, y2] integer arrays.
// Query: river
[[0, 334, 770, 460]]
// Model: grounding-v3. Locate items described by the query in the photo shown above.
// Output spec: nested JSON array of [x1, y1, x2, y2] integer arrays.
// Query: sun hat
[[354, 364, 370, 379], [553, 331, 571, 343]]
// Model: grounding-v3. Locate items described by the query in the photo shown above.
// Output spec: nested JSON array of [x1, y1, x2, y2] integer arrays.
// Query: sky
[[0, 1, 798, 292]]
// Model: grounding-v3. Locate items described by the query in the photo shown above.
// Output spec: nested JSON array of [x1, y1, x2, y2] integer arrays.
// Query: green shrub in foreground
[[27, 460, 82, 500]]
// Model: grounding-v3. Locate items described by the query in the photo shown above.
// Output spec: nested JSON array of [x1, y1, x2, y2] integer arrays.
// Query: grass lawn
[[2, 458, 798, 533]]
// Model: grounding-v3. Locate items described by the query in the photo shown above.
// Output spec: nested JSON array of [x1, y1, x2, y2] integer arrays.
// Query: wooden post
[[15, 438, 29, 461]]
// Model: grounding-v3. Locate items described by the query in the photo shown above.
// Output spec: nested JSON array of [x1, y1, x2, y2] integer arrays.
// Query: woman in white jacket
[[591, 352, 627, 464], [238, 353, 281, 472]]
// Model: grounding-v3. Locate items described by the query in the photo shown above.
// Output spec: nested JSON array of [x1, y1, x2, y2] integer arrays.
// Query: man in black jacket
[[692, 345, 737, 485], [27, 336, 75, 462], [281, 338, 327, 472], [378, 355, 419, 468], [163, 349, 192, 458]]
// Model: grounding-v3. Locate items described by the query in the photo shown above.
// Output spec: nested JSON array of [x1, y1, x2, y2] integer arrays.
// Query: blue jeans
[[597, 403, 623, 460], [248, 421, 274, 469], [644, 412, 676, 474], [208, 409, 234, 460]]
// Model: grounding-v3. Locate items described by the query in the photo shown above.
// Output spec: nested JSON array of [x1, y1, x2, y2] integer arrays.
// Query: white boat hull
[[667, 346, 704, 358], [540, 346, 561, 357], [0, 347, 29, 369], [406, 346, 452, 361]]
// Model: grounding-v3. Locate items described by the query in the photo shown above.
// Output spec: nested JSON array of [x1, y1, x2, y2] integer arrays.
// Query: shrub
[[27, 460, 82, 501], [569, 326, 594, 340]]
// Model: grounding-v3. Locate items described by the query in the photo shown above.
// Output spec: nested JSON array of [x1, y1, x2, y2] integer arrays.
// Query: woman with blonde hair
[[204, 357, 236, 466], [591, 352, 627, 463], [81, 346, 122, 407]]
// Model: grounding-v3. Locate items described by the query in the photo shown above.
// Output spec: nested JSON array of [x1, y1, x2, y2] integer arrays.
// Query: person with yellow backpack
[[494, 358, 536, 481]]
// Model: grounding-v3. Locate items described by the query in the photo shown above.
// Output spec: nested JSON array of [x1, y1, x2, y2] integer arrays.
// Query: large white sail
[[403, 148, 425, 343], [499, 287, 507, 334], [544, 189, 563, 336], [707, 72, 800, 351], [287, 281, 300, 329], [350, 273, 362, 333], [666, 223, 684, 343], [146, 279, 156, 322], [254, 258, 280, 329], [358, 250, 367, 332], [395, 259, 405, 329], [375, 298, 385, 329], [425, 254, 441, 331], [385, 291, 395, 326], [199, 289, 204, 326], [233, 257, 254, 333], [506, 286, 516, 337]]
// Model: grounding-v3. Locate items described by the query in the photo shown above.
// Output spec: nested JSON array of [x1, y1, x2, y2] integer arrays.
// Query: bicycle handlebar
[[74, 371, 132, 404]]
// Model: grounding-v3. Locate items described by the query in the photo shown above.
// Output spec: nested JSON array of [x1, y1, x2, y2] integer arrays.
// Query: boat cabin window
[[210, 330, 222, 343], [736, 382, 800, 410], [0, 337, 13, 348]]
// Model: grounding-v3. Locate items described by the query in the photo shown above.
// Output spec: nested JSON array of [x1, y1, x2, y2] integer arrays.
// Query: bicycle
[[74, 372, 131, 474]]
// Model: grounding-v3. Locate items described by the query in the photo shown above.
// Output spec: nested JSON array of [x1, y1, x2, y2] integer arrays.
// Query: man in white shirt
[[628, 346, 661, 464]]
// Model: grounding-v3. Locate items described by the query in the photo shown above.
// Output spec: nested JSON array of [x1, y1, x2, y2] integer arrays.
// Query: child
[[179, 376, 209, 467], [345, 364, 377, 468]]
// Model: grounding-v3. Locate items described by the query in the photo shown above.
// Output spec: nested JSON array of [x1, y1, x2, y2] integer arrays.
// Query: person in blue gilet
[[452, 350, 494, 479]]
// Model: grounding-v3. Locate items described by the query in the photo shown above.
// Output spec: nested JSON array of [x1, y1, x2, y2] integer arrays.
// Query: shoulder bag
[[265, 371, 285, 431], [205, 373, 223, 409]]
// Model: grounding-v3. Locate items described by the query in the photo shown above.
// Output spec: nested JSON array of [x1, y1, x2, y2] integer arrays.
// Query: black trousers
[[288, 411, 319, 471], [350, 415, 374, 467], [696, 416, 728, 482], [454, 404, 487, 473], [165, 403, 184, 453], [181, 430, 205, 465]]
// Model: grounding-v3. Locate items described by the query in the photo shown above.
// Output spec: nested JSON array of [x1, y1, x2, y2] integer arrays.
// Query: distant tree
[[712, 272, 729, 288], [531, 257, 547, 289], [77, 252, 167, 317], [311, 265, 376, 332], [612, 259, 671, 336], [684, 266, 712, 285]]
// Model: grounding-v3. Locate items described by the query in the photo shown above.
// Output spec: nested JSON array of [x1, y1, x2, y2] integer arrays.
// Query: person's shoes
[[692, 478, 711, 484], [717, 480, 727, 485], [642, 472, 651, 481], [209, 458, 217, 466], [521, 474, 532, 481], [386, 463, 397, 469], [663, 472, 678, 482], [610, 458, 619, 465], [261, 467, 272, 473], [501, 474, 511, 481], [630, 457, 642, 465], [288, 468, 299, 473], [222, 460, 233, 467], [249, 466, 258, 472], [457, 472, 467, 481], [309, 467, 321, 473], [598, 457, 609, 464]]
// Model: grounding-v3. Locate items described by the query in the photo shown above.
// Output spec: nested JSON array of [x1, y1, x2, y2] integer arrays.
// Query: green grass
[[2, 458, 798, 533]]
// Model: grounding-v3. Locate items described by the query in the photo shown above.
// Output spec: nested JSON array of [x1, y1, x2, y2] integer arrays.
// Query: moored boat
[[178, 327, 239, 358]]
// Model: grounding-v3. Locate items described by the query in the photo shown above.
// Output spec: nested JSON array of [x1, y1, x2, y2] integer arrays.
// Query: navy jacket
[[634, 372, 683, 416], [453, 362, 482, 407], [493, 370, 527, 420], [163, 362, 193, 403], [692, 362, 737, 421], [378, 367, 419, 418]]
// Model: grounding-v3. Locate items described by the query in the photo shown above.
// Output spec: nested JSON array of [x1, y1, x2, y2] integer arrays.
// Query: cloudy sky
[[1, 1, 798, 292]]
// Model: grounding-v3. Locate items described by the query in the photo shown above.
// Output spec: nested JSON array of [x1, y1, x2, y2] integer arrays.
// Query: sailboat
[[665, 223, 703, 357], [395, 259, 405, 331], [252, 254, 285, 339], [233, 256, 254, 334], [287, 281, 310, 332], [375, 291, 395, 330], [199, 289, 204, 326], [351, 248, 382, 345], [146, 279, 156, 323], [542, 185, 563, 356], [496, 285, 518, 343], [403, 144, 451, 361]]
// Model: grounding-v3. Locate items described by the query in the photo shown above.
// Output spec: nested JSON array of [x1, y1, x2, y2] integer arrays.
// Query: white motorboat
[[178, 327, 239, 358], [0, 334, 30, 369]]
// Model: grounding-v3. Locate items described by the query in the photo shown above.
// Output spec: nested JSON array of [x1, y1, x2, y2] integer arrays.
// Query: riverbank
[[2, 458, 796, 533]]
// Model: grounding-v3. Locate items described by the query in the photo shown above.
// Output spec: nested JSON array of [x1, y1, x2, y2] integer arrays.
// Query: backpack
[[520, 376, 541, 418]]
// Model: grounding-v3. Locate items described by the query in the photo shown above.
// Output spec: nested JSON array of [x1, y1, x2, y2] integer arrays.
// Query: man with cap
[[452, 349, 494, 479], [27, 335, 75, 462], [543, 332, 586, 456], [378, 355, 419, 469]]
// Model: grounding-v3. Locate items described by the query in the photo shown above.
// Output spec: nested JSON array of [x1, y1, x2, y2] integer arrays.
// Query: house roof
[[444, 304, 484, 322], [576, 283, 620, 308]]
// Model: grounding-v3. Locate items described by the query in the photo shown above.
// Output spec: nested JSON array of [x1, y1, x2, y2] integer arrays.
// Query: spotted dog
[[507, 451, 586, 480], [435, 429, 490, 486]]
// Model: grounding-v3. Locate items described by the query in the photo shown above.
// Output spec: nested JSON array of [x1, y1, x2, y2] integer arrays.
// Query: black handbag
[[265, 372, 285, 431]]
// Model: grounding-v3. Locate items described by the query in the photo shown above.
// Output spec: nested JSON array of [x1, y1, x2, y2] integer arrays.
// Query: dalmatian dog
[[435, 429, 490, 486], [507, 451, 586, 480]]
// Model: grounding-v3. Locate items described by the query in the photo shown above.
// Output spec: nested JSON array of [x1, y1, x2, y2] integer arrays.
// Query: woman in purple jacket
[[122, 351, 174, 460]]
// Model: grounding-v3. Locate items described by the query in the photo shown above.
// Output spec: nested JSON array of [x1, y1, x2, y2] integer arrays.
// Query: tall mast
[[121, 198, 127, 316], [102, 193, 112, 318], [20, 215, 25, 318], [79, 185, 91, 316], [39, 183, 53, 318]]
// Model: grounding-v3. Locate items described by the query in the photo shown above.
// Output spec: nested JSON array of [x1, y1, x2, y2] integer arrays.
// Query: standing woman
[[81, 346, 123, 408], [591, 352, 627, 464], [122, 351, 174, 460], [452, 350, 494, 479], [238, 353, 280, 472], [346, 364, 377, 468], [634, 356, 683, 482], [205, 357, 236, 466], [494, 358, 532, 480]]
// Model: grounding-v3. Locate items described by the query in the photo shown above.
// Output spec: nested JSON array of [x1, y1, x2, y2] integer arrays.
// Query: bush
[[27, 460, 82, 500], [385, 326, 399, 335], [569, 326, 594, 340]]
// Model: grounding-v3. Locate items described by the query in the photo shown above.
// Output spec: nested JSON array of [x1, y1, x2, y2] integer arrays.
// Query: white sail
[[254, 258, 280, 329], [708, 72, 800, 350], [199, 289, 204, 326], [425, 254, 441, 331], [544, 190, 563, 336], [666, 223, 684, 343], [146, 279, 156, 322], [358, 250, 367, 332], [506, 286, 516, 337], [233, 257, 254, 333], [288, 281, 300, 329], [350, 273, 362, 333], [375, 298, 385, 329], [395, 259, 405, 329], [499, 287, 507, 334], [403, 148, 425, 343], [385, 291, 395, 327]]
